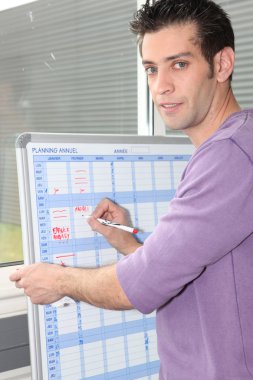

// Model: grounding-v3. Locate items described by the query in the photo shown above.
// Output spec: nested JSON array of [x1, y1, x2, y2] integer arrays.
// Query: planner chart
[[16, 133, 193, 380]]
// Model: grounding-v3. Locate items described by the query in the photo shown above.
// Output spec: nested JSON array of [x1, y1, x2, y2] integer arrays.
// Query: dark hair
[[130, 0, 234, 78]]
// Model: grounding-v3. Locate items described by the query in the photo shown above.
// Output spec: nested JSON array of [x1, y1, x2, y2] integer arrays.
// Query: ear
[[215, 47, 235, 83]]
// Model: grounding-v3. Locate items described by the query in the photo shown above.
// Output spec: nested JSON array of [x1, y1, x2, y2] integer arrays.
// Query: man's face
[[142, 23, 218, 133]]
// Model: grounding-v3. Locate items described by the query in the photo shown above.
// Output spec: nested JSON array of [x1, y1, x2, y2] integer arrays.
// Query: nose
[[152, 68, 174, 95]]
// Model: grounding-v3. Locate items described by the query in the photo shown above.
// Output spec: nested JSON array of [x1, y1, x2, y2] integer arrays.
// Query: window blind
[[218, 0, 253, 109], [0, 0, 138, 226]]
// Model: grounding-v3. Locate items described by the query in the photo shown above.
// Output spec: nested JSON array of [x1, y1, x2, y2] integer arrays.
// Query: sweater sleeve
[[116, 139, 253, 314]]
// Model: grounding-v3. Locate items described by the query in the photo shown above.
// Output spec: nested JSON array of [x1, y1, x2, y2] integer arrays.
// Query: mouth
[[160, 103, 182, 112]]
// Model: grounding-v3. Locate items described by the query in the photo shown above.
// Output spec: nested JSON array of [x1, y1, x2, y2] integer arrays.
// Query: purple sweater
[[117, 110, 253, 379]]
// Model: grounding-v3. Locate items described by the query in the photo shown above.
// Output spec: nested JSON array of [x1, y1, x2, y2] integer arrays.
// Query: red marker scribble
[[73, 170, 89, 191], [52, 226, 70, 240], [56, 253, 75, 259], [52, 209, 68, 219], [74, 205, 90, 213], [56, 254, 75, 259], [56, 253, 75, 266]]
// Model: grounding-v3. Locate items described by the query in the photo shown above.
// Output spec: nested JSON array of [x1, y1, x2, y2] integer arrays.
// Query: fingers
[[9, 265, 32, 292], [9, 263, 41, 289], [91, 198, 131, 226], [88, 215, 112, 236], [9, 266, 25, 282], [9, 266, 29, 295], [92, 198, 118, 219], [15, 279, 23, 289], [9, 263, 63, 305]]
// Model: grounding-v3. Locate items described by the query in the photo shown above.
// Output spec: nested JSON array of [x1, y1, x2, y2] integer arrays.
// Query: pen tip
[[133, 228, 138, 234]]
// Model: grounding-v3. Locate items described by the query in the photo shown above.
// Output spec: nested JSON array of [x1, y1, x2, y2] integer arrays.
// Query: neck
[[186, 86, 241, 148]]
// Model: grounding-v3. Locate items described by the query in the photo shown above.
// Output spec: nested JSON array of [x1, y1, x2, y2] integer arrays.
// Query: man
[[10, 0, 253, 378]]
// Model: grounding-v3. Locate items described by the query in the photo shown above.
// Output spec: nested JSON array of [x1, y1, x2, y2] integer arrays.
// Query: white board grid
[[16, 134, 193, 380]]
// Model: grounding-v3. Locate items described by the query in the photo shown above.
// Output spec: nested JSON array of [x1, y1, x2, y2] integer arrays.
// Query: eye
[[174, 61, 188, 70], [145, 66, 157, 75]]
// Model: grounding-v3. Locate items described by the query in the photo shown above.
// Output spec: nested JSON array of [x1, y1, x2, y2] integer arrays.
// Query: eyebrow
[[142, 52, 193, 65]]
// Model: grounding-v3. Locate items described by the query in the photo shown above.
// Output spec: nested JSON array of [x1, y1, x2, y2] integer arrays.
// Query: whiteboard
[[16, 133, 193, 380]]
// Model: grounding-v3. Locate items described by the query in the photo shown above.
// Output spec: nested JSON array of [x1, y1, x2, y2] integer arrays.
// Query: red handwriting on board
[[52, 226, 70, 240], [74, 169, 89, 193], [56, 253, 75, 266], [52, 209, 68, 219], [74, 205, 90, 214]]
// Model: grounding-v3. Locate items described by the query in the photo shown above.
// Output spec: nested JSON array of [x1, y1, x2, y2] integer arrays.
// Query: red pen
[[85, 215, 138, 234]]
